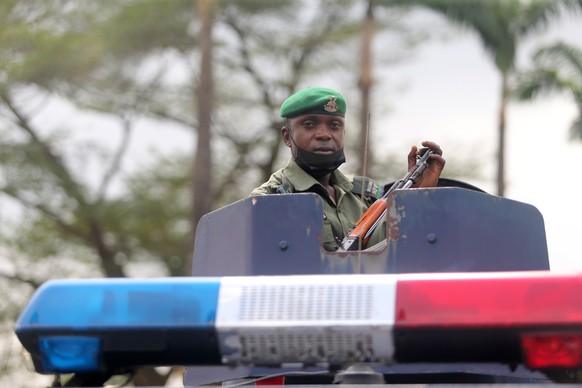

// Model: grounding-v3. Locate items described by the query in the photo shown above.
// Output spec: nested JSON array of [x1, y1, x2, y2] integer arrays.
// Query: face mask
[[289, 135, 346, 178]]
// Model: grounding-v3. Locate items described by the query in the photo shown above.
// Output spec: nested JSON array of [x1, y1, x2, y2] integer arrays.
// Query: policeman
[[251, 87, 445, 251]]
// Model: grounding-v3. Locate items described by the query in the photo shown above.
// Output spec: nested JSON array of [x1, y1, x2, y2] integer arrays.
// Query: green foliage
[[0, 0, 482, 278], [514, 42, 582, 140], [0, 1, 104, 90], [0, 0, 391, 285], [377, 0, 576, 71], [100, 0, 195, 56], [0, 124, 192, 276], [120, 153, 193, 275]]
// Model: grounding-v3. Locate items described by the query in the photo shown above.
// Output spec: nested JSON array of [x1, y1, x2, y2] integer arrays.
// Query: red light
[[521, 333, 582, 369], [395, 272, 582, 327], [255, 376, 285, 386]]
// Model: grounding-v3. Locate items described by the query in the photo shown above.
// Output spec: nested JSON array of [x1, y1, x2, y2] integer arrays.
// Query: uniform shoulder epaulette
[[351, 176, 382, 200]]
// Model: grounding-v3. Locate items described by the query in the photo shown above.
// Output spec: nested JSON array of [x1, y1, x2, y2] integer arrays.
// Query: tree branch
[[0, 272, 42, 289], [0, 90, 125, 277], [97, 114, 132, 202], [0, 185, 88, 241], [0, 91, 90, 210], [222, 12, 276, 112]]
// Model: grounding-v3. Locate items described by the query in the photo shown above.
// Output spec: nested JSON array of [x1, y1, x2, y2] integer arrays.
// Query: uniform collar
[[283, 158, 353, 193]]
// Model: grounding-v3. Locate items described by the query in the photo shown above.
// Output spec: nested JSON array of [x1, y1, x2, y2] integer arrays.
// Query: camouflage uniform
[[251, 158, 386, 252]]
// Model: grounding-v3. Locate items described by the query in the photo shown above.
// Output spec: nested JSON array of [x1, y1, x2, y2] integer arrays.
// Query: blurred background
[[1, 0, 581, 386]]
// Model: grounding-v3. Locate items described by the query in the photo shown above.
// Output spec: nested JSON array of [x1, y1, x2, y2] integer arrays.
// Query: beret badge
[[323, 96, 338, 113]]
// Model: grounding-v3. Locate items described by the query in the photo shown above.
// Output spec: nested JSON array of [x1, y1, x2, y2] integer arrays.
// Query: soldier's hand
[[407, 140, 445, 188]]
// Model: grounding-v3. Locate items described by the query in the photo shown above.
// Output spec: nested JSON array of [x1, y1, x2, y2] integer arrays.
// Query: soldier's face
[[283, 114, 345, 155]]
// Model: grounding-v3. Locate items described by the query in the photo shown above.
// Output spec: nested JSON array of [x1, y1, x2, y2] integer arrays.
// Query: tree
[[0, 1, 197, 385], [358, 0, 376, 176], [190, 0, 217, 275], [376, 0, 582, 196], [514, 41, 582, 141], [0, 0, 206, 279]]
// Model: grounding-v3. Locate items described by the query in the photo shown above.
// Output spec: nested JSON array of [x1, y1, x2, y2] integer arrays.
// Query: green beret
[[279, 87, 347, 118]]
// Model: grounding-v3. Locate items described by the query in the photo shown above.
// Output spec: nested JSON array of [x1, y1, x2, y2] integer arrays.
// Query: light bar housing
[[15, 272, 582, 376]]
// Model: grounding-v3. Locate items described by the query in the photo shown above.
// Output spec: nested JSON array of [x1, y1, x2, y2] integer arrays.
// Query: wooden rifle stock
[[338, 149, 435, 252]]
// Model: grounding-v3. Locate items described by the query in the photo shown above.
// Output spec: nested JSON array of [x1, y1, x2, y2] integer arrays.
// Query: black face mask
[[289, 136, 346, 178]]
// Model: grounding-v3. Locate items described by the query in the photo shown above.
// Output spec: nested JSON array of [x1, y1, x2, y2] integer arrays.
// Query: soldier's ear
[[281, 126, 291, 147]]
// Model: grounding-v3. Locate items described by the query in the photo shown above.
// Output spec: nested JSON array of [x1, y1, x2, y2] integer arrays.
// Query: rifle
[[338, 149, 435, 252]]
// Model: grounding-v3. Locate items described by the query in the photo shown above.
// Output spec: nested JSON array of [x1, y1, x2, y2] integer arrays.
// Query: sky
[[376, 11, 582, 271]]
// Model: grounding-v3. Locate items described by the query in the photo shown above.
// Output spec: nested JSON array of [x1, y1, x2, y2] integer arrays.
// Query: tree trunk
[[90, 221, 126, 277], [358, 0, 375, 177], [189, 0, 216, 275], [496, 71, 509, 197]]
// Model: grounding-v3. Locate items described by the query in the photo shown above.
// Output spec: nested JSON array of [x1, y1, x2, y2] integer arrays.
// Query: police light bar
[[15, 272, 582, 376]]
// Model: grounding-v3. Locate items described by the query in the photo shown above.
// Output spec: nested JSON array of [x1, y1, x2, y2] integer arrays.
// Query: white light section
[[216, 275, 397, 367]]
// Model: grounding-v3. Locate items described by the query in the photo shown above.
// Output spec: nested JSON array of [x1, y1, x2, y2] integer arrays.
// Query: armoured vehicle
[[15, 182, 582, 386]]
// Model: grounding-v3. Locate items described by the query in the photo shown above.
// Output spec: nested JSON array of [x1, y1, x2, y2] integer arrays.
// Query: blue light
[[39, 336, 100, 372], [15, 277, 221, 329], [16, 278, 222, 373]]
